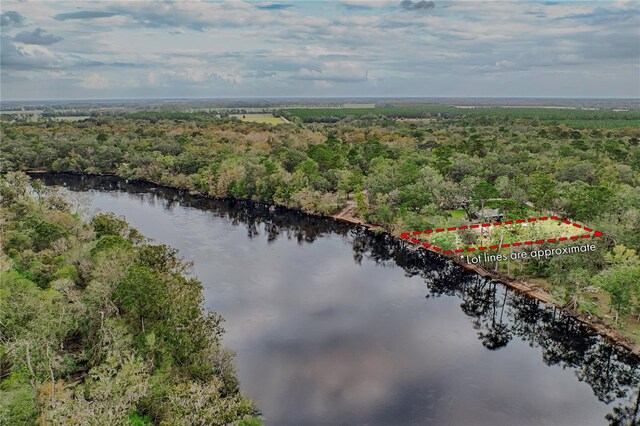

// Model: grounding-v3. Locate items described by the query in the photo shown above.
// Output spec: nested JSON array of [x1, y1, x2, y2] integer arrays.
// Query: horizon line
[[3, 95, 640, 103]]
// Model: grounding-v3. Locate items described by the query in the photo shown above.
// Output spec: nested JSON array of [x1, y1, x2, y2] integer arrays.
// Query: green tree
[[527, 172, 558, 211], [594, 266, 639, 323], [562, 181, 614, 221], [354, 191, 368, 218], [96, 131, 109, 142], [594, 245, 640, 323], [115, 266, 167, 330], [554, 268, 593, 312], [472, 180, 499, 214]]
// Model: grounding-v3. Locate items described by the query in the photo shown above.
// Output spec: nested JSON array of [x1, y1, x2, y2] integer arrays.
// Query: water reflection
[[36, 173, 640, 425]]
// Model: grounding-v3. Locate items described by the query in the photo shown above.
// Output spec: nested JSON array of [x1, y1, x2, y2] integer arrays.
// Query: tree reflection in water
[[36, 173, 640, 425]]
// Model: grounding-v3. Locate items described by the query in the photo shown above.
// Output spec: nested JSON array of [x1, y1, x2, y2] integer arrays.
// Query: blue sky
[[1, 1, 639, 100]]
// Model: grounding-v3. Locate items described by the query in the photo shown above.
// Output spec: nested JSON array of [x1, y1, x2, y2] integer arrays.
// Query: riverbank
[[332, 200, 640, 358], [24, 170, 640, 358], [0, 172, 259, 424]]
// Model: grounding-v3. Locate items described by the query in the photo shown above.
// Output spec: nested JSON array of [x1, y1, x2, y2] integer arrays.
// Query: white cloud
[[338, 1, 396, 9], [0, 0, 638, 99], [79, 72, 109, 89], [1, 36, 62, 69], [495, 60, 515, 69], [297, 62, 369, 83]]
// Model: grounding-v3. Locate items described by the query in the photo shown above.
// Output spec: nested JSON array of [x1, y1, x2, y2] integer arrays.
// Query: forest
[[1, 109, 639, 347], [280, 105, 640, 129], [0, 172, 259, 424]]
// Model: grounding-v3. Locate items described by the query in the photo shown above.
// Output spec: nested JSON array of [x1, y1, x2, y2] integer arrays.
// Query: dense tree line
[[0, 173, 259, 425], [281, 106, 640, 127], [1, 112, 639, 343]]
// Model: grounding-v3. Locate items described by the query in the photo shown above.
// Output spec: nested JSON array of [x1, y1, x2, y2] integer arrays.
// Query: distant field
[[50, 116, 91, 122], [283, 105, 640, 128], [231, 113, 285, 124], [342, 103, 375, 108], [0, 110, 44, 115]]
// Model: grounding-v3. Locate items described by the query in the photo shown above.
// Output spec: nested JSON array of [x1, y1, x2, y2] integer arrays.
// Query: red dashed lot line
[[400, 215, 603, 255]]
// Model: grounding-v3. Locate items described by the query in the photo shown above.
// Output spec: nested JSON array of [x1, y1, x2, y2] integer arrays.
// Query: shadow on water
[[36, 173, 640, 425]]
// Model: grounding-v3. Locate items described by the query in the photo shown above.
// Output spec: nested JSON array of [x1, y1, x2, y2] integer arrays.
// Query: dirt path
[[332, 200, 361, 224]]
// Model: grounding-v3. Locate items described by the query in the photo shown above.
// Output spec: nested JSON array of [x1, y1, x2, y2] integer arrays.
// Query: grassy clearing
[[447, 209, 467, 220], [416, 219, 588, 251], [231, 113, 284, 124]]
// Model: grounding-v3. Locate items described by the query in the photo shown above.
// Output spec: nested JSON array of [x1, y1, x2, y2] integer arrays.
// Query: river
[[37, 174, 640, 426]]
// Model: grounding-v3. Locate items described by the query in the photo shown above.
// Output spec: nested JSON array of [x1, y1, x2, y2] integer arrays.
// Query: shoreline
[[22, 169, 640, 359], [333, 204, 640, 358]]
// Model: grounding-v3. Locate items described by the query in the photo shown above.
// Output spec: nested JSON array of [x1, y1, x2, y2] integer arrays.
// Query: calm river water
[[38, 174, 639, 426]]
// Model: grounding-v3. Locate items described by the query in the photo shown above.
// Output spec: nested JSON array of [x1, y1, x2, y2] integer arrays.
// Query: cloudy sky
[[1, 1, 639, 100]]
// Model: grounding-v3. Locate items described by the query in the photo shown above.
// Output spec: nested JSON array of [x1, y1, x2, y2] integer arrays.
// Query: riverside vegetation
[[0, 173, 259, 424], [1, 106, 639, 346]]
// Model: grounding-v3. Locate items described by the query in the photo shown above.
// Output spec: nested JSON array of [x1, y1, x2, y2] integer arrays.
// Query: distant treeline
[[125, 111, 207, 121], [123, 111, 265, 121], [282, 106, 640, 127]]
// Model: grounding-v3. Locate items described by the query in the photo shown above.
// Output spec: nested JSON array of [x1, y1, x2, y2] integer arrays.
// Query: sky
[[1, 0, 639, 100]]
